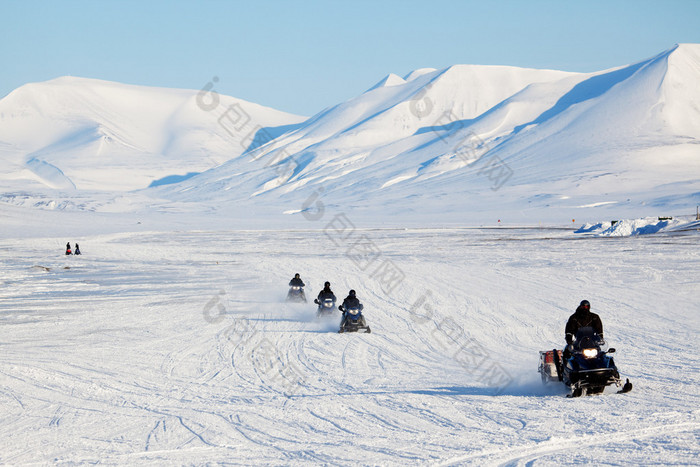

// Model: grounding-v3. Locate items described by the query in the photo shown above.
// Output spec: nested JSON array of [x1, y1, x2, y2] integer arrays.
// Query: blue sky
[[2, 0, 699, 116]]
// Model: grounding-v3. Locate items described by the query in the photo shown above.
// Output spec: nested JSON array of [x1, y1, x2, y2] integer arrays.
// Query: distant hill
[[1, 45, 698, 224], [0, 77, 306, 191]]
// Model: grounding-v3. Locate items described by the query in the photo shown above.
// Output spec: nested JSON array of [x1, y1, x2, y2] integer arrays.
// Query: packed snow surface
[[0, 226, 698, 464]]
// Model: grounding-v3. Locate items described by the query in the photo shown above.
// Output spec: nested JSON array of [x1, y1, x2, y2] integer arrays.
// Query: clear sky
[[2, 0, 699, 116]]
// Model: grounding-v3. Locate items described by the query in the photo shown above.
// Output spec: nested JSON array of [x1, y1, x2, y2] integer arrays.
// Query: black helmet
[[579, 300, 590, 308], [349, 289, 356, 297], [324, 281, 330, 288], [295, 273, 300, 279]]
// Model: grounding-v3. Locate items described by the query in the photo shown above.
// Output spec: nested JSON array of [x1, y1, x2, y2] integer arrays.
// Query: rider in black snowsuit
[[564, 300, 604, 358], [339, 290, 365, 327], [315, 281, 336, 302], [339, 290, 363, 311], [289, 273, 304, 287], [287, 273, 306, 301]]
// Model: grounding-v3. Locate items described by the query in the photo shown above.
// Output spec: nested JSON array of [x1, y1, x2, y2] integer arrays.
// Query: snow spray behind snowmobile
[[286, 285, 307, 303], [539, 327, 631, 397]]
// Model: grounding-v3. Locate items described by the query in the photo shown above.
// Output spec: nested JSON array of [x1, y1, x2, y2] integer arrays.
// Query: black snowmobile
[[286, 285, 307, 303], [539, 327, 632, 397], [338, 305, 371, 333], [314, 296, 337, 317]]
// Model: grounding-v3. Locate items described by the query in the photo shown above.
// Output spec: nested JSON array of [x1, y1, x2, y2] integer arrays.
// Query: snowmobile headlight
[[582, 348, 598, 359], [348, 308, 359, 315], [292, 286, 300, 290], [324, 301, 333, 307]]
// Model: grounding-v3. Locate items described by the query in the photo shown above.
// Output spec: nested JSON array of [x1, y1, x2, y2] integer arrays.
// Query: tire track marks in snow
[[439, 420, 700, 466]]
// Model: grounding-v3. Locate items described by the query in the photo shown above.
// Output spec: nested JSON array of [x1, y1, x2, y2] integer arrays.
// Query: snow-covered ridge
[[1, 45, 699, 225], [0, 77, 307, 191], [159, 44, 700, 224]]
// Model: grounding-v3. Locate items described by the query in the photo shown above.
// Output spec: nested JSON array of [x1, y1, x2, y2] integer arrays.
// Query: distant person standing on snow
[[74, 243, 81, 255], [65, 242, 72, 255]]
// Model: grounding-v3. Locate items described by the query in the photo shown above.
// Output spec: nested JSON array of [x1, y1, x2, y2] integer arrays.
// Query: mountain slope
[[1, 45, 698, 224], [158, 44, 699, 223], [0, 77, 307, 191]]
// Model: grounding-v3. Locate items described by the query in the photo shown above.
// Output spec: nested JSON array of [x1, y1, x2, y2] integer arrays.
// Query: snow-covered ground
[[1, 225, 698, 464]]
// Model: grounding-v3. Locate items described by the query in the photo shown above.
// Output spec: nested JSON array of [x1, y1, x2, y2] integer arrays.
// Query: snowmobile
[[314, 296, 337, 317], [539, 326, 632, 397], [338, 305, 371, 333], [286, 285, 307, 303]]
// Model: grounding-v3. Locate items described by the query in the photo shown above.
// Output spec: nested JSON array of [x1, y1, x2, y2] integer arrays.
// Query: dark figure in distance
[[287, 273, 307, 302], [65, 242, 72, 255], [74, 243, 81, 255]]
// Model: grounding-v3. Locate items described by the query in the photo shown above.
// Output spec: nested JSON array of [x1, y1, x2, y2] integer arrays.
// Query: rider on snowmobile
[[289, 273, 305, 287], [564, 300, 604, 358], [315, 281, 336, 303], [339, 289, 364, 326], [339, 289, 363, 313], [287, 273, 307, 302]]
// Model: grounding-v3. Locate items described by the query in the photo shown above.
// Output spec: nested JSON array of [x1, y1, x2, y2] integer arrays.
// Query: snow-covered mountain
[[0, 77, 306, 191], [1, 44, 699, 225], [158, 43, 699, 223]]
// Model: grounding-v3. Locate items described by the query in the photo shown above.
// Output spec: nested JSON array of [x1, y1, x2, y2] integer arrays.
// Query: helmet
[[324, 281, 330, 287], [579, 300, 590, 309], [295, 273, 300, 279], [349, 289, 356, 297]]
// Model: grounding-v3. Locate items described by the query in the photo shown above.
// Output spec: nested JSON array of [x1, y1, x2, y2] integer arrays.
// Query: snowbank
[[575, 216, 699, 236]]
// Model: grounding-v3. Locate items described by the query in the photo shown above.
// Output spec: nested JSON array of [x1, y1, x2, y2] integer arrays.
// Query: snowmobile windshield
[[574, 327, 602, 350]]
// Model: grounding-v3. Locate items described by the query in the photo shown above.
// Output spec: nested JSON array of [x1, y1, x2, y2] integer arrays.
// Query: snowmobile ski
[[617, 378, 633, 394]]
